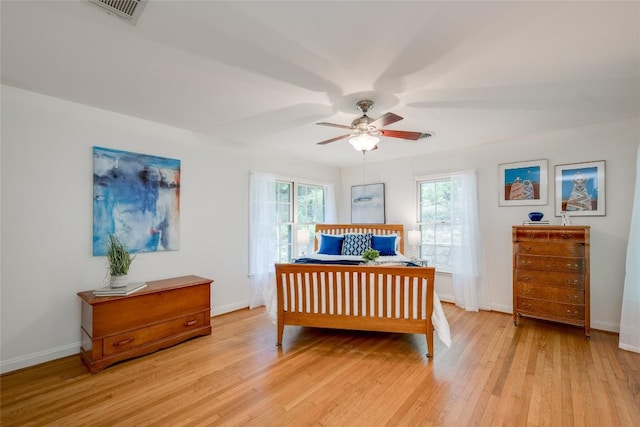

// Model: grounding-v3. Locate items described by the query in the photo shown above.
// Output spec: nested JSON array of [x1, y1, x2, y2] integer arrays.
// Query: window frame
[[416, 173, 456, 273], [272, 179, 327, 263]]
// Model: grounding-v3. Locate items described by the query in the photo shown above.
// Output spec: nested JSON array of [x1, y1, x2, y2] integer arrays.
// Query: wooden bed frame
[[275, 224, 437, 357]]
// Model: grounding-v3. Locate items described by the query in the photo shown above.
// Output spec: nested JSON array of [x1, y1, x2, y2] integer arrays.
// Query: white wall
[[0, 85, 340, 373], [339, 119, 639, 332]]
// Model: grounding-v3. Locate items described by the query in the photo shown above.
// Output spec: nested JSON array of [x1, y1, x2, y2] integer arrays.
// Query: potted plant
[[362, 248, 380, 264], [106, 234, 134, 288]]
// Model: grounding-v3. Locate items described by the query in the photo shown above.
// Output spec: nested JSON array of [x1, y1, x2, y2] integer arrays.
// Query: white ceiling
[[2, 1, 639, 167]]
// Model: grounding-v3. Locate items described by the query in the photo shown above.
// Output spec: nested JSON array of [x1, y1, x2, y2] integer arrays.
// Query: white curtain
[[249, 175, 337, 310], [450, 170, 486, 311], [619, 146, 640, 353], [248, 172, 276, 309]]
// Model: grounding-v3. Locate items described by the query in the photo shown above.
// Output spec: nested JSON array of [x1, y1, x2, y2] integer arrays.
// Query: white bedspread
[[265, 256, 451, 348]]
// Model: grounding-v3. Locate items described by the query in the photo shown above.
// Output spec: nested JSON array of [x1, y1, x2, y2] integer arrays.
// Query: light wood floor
[[2, 304, 639, 426]]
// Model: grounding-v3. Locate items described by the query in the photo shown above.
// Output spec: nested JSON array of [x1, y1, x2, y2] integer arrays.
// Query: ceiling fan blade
[[316, 122, 353, 130], [380, 129, 432, 140], [317, 134, 351, 145], [370, 112, 403, 128]]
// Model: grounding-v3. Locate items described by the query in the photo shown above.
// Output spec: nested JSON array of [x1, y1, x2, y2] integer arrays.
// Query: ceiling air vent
[[89, 0, 145, 22]]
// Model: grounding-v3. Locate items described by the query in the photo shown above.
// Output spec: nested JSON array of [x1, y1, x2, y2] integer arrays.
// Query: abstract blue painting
[[93, 147, 181, 256]]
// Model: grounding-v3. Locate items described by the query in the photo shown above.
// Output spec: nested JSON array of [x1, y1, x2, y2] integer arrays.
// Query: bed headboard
[[314, 224, 405, 254]]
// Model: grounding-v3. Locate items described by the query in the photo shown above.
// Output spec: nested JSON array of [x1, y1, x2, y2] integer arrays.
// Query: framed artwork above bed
[[351, 183, 385, 224]]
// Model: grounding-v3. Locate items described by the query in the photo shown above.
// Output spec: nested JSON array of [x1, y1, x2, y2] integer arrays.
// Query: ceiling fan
[[316, 100, 432, 152]]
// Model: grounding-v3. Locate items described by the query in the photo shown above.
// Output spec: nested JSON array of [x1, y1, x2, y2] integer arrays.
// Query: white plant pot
[[110, 274, 129, 288]]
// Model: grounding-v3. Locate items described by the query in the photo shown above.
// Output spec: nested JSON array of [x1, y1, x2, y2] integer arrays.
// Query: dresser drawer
[[548, 229, 586, 242], [517, 297, 585, 322], [517, 242, 584, 257], [516, 283, 584, 304], [514, 228, 549, 241], [103, 312, 206, 356], [92, 284, 210, 338], [517, 255, 584, 273], [516, 269, 584, 288]]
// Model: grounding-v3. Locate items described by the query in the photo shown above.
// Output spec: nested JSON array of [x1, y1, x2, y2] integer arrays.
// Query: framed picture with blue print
[[351, 183, 385, 224], [498, 159, 548, 206], [555, 160, 605, 216]]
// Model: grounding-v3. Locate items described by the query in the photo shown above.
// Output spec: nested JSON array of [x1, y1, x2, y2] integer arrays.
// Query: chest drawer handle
[[566, 310, 580, 317], [521, 260, 532, 266], [521, 245, 532, 252], [184, 319, 198, 327], [566, 294, 579, 301], [114, 337, 134, 347], [523, 289, 532, 295], [566, 263, 580, 270], [567, 279, 580, 285], [521, 276, 532, 282], [559, 233, 571, 239]]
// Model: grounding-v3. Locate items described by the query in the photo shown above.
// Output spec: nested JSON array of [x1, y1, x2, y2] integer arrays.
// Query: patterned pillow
[[341, 233, 372, 256]]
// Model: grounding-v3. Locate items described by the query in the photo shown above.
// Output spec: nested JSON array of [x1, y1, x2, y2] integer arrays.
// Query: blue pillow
[[317, 234, 344, 255], [371, 234, 397, 256], [342, 233, 372, 256]]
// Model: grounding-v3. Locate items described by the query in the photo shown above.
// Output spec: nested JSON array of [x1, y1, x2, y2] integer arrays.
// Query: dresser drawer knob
[[114, 337, 134, 347], [521, 260, 532, 266], [566, 310, 580, 317], [184, 319, 198, 327], [566, 294, 579, 301], [567, 279, 580, 285]]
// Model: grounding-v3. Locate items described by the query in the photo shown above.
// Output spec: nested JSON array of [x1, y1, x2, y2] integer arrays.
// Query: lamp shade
[[349, 134, 379, 152], [407, 230, 421, 247], [297, 229, 310, 246]]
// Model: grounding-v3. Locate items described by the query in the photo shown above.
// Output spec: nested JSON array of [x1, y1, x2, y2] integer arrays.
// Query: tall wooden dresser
[[512, 225, 590, 339]]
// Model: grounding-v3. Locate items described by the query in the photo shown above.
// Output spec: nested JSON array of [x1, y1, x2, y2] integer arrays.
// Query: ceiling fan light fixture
[[349, 134, 379, 152]]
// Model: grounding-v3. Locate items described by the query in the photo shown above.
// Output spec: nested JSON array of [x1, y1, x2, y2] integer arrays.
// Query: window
[[271, 181, 293, 263], [416, 175, 459, 272], [296, 183, 326, 256], [271, 180, 326, 263]]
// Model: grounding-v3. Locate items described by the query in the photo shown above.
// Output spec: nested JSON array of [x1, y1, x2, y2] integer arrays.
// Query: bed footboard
[[274, 263, 436, 357]]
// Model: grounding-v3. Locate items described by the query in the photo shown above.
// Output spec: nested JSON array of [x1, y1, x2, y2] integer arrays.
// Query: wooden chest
[[512, 226, 590, 338], [77, 275, 213, 372]]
